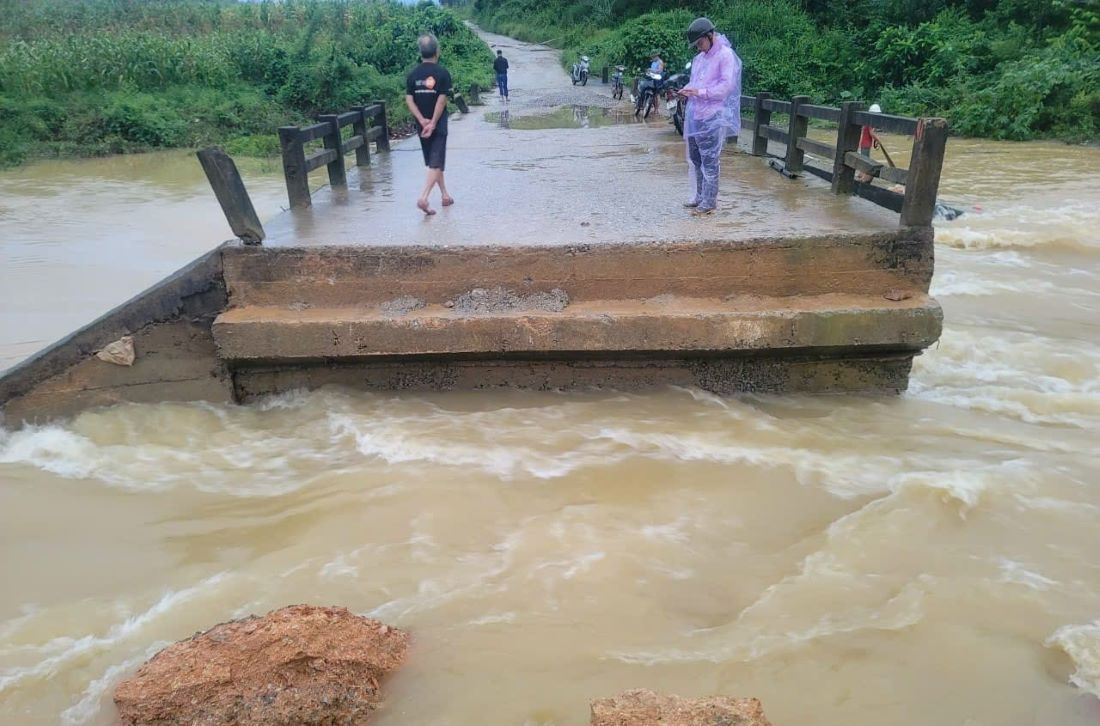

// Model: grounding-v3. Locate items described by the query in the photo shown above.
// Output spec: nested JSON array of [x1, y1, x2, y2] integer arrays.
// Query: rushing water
[[1, 136, 1099, 725]]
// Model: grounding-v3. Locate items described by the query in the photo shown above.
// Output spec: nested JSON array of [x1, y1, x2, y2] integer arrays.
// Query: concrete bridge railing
[[277, 101, 391, 209], [740, 93, 948, 228]]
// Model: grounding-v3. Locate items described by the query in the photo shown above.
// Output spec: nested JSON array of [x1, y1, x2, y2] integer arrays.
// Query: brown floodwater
[[0, 151, 289, 371], [2, 28, 1100, 726]]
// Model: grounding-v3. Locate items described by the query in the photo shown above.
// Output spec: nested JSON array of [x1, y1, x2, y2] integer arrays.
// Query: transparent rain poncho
[[684, 34, 742, 210]]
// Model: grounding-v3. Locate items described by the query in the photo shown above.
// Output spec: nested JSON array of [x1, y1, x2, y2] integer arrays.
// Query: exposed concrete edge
[[248, 230, 915, 258], [0, 241, 235, 415], [230, 351, 921, 398], [212, 300, 943, 361]]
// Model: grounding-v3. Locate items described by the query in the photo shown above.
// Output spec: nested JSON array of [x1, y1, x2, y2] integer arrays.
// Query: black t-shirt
[[406, 62, 452, 133], [494, 56, 509, 74]]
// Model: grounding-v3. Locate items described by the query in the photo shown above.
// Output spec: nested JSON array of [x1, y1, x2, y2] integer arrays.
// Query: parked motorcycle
[[666, 61, 692, 136], [611, 65, 625, 100], [633, 69, 665, 119], [571, 56, 590, 86]]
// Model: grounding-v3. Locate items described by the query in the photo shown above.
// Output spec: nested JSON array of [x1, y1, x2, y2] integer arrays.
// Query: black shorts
[[419, 132, 447, 170]]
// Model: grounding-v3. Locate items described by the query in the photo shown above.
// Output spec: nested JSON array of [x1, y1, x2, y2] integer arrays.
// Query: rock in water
[[114, 604, 409, 726], [591, 689, 772, 726]]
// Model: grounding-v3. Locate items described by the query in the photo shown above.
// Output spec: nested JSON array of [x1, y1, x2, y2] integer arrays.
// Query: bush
[[99, 94, 187, 147], [224, 133, 281, 158], [950, 40, 1100, 139]]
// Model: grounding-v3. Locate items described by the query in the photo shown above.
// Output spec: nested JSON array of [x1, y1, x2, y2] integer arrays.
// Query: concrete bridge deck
[[262, 27, 899, 248]]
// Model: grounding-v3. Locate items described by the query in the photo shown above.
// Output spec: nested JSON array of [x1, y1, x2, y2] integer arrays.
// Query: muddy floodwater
[[0, 152, 289, 371], [3, 28, 1100, 726]]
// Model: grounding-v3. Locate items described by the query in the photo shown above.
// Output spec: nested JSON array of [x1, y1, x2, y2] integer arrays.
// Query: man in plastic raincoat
[[678, 17, 742, 216]]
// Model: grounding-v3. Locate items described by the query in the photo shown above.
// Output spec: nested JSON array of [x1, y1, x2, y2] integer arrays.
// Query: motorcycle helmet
[[581, 55, 590, 62], [869, 103, 882, 113], [686, 17, 716, 44]]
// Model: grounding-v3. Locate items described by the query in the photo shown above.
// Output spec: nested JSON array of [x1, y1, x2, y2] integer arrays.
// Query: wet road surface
[[263, 28, 899, 247]]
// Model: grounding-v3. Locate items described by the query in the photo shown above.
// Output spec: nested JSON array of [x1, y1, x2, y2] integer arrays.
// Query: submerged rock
[[591, 689, 772, 726], [114, 604, 408, 726]]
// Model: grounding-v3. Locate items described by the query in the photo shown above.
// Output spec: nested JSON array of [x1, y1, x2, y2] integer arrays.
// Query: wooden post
[[831, 101, 863, 195], [454, 94, 470, 114], [901, 117, 948, 228], [752, 92, 771, 156], [352, 107, 370, 167], [785, 95, 810, 174], [372, 100, 390, 152], [278, 126, 310, 209], [602, 65, 609, 84], [196, 147, 265, 245], [318, 114, 346, 188]]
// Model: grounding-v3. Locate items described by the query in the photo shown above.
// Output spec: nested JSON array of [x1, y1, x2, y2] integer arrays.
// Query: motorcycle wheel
[[673, 111, 683, 136], [643, 94, 656, 120], [634, 91, 648, 116], [581, 73, 588, 86]]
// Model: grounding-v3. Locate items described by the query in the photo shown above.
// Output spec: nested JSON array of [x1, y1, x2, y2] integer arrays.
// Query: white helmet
[[869, 103, 882, 113], [581, 55, 590, 62]]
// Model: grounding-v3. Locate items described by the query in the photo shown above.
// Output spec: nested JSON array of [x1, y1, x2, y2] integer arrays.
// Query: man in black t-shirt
[[493, 49, 509, 102], [405, 33, 454, 215]]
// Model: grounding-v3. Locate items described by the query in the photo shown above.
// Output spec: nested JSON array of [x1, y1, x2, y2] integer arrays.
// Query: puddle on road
[[485, 105, 642, 130]]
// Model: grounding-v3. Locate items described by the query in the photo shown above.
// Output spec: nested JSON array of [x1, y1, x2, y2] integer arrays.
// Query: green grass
[[0, 0, 496, 167]]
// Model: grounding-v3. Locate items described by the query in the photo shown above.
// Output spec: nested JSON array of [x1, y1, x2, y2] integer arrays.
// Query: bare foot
[[441, 195, 455, 207], [417, 198, 436, 215]]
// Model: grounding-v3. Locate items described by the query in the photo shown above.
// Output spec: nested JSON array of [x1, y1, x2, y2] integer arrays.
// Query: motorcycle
[[633, 69, 665, 119], [666, 61, 692, 136], [611, 65, 625, 100], [571, 56, 590, 86]]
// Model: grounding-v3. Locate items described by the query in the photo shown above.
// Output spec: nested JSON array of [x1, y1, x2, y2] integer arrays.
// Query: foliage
[[474, 0, 1100, 141], [0, 0, 495, 166]]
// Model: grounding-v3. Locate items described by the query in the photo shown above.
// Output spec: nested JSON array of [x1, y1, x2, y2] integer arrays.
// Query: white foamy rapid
[[0, 387, 1055, 505], [0, 574, 226, 693], [1047, 621, 1100, 699], [935, 185, 1100, 255]]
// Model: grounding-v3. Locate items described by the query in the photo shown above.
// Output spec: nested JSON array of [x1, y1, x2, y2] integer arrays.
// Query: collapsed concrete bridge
[[0, 90, 946, 425]]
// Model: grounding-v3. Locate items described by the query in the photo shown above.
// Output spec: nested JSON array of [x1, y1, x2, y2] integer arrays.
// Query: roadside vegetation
[[0, 0, 494, 167], [464, 0, 1100, 142]]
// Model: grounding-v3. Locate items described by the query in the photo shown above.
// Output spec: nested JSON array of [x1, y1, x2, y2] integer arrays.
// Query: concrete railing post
[[318, 114, 346, 188], [372, 100, 390, 152], [901, 117, 949, 228], [831, 101, 864, 195], [196, 147, 265, 245], [278, 126, 310, 209], [785, 95, 810, 174], [752, 92, 771, 156], [352, 107, 371, 167]]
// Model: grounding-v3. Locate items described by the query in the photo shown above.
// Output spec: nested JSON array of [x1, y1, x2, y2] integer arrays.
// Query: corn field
[[0, 0, 495, 166]]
